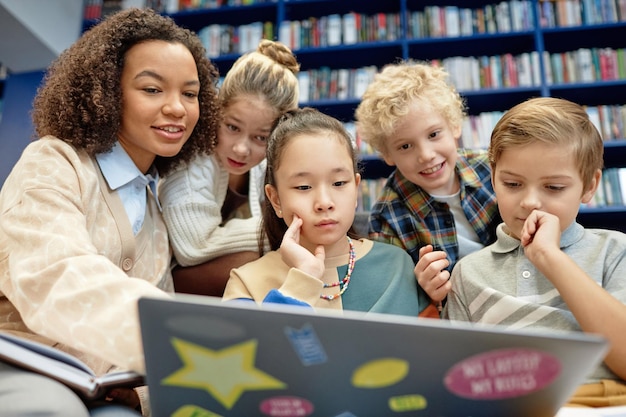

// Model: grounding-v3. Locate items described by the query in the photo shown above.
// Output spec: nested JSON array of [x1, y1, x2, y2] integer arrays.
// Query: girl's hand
[[415, 245, 451, 302], [280, 214, 325, 278]]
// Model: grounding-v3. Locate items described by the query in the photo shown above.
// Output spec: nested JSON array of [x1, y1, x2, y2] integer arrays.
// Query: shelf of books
[[83, 0, 626, 231]]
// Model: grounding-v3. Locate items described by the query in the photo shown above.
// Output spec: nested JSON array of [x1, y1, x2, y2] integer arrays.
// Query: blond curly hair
[[355, 60, 466, 156]]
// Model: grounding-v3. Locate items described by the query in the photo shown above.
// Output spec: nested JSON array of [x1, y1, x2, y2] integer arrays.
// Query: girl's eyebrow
[[332, 166, 352, 174], [135, 70, 200, 87], [287, 171, 312, 179], [287, 166, 350, 178]]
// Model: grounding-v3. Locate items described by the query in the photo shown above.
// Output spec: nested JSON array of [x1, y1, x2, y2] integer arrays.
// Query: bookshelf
[[82, 0, 626, 232]]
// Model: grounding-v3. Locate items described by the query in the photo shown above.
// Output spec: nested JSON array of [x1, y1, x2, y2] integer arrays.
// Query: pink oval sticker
[[444, 348, 561, 400], [259, 396, 314, 417]]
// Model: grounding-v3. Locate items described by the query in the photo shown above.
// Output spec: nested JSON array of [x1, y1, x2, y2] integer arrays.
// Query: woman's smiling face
[[118, 40, 200, 173]]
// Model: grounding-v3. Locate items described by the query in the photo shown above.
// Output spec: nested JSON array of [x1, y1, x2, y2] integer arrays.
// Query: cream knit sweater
[[159, 153, 265, 266]]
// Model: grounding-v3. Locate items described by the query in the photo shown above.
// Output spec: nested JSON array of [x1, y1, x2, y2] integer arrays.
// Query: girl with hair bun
[[160, 39, 301, 297]]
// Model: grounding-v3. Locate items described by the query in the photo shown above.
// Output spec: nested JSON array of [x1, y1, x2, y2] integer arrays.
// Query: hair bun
[[257, 39, 300, 75]]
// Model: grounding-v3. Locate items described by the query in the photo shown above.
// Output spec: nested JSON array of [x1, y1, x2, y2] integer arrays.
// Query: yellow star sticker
[[162, 338, 286, 410]]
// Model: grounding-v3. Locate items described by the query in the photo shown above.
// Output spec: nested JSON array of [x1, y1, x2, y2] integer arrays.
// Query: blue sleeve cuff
[[263, 289, 312, 308]]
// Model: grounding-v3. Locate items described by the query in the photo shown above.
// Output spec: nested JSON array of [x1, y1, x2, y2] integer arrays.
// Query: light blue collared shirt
[[96, 142, 160, 235]]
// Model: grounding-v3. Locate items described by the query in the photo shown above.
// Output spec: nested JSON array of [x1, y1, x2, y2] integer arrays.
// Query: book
[[327, 14, 342, 46], [201, 24, 222, 58], [278, 20, 293, 49], [599, 104, 613, 140], [297, 71, 310, 103], [354, 66, 376, 98], [337, 68, 350, 100], [444, 6, 461, 37], [604, 168, 621, 206], [290, 20, 302, 51], [342, 12, 358, 45], [586, 105, 602, 136], [618, 168, 626, 207], [577, 48, 595, 83], [517, 52, 533, 86], [459, 7, 474, 36], [495, 1, 511, 33], [0, 332, 145, 401]]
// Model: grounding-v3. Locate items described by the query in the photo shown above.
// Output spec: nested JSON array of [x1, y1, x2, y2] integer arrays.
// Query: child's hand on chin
[[521, 209, 561, 262], [280, 214, 325, 279]]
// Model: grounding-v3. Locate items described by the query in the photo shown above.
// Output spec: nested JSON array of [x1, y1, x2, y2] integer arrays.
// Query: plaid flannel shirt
[[368, 149, 500, 272]]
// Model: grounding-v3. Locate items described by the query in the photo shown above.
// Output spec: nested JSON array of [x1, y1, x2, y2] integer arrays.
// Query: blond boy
[[355, 61, 500, 308]]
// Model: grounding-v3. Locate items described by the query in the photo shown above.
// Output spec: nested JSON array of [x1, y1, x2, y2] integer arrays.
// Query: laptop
[[138, 295, 608, 417]]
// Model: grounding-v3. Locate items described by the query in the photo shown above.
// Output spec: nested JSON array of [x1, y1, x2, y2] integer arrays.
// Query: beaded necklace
[[320, 236, 356, 301]]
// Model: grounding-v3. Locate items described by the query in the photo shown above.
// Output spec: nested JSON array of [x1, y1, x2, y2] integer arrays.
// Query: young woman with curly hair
[[0, 8, 220, 416]]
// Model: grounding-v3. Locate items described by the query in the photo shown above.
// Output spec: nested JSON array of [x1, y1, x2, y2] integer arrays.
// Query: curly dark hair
[[31, 8, 221, 175]]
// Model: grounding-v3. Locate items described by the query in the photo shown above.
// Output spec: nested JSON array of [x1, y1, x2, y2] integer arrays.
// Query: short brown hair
[[489, 97, 603, 190]]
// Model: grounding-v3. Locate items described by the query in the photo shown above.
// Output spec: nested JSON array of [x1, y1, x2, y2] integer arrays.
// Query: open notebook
[[138, 295, 608, 417]]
